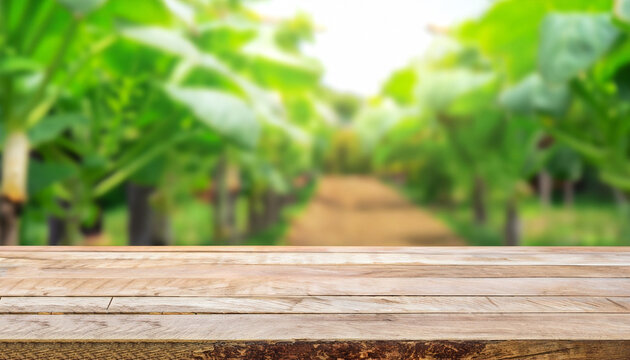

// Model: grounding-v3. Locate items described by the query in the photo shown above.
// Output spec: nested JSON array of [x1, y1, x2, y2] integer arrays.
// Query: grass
[[395, 182, 629, 246], [437, 199, 630, 247], [19, 180, 317, 246]]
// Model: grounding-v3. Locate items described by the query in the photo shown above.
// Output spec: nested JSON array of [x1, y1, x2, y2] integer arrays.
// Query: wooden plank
[[1, 247, 628, 357], [0, 297, 111, 314], [0, 340, 629, 360], [1, 296, 628, 314], [3, 251, 630, 265], [105, 296, 630, 314], [1, 277, 628, 297], [1, 314, 630, 340], [2, 264, 629, 278]]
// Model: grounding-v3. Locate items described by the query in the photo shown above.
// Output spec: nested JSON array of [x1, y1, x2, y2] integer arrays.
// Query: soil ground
[[286, 176, 464, 246]]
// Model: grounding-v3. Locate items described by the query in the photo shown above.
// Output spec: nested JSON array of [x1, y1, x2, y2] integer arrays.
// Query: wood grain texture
[[105, 296, 630, 314], [1, 247, 629, 359], [1, 277, 629, 296], [1, 341, 629, 360], [0, 297, 111, 313], [1, 314, 630, 340], [2, 296, 629, 314], [2, 264, 629, 278]]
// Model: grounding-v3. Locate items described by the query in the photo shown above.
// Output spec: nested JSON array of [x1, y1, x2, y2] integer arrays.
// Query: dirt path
[[287, 176, 464, 246]]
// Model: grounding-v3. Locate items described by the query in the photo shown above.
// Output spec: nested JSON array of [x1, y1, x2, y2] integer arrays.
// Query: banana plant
[[111, 1, 322, 244], [541, 10, 630, 193], [502, 8, 630, 194], [6, 0, 267, 245], [0, 0, 112, 245], [445, 0, 622, 244], [83, 1, 264, 245], [458, 0, 630, 195]]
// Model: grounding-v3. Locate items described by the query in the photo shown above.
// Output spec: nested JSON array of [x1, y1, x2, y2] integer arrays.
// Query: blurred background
[[1, 0, 629, 247]]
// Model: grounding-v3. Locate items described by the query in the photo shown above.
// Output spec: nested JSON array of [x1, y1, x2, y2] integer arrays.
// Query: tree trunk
[[563, 180, 574, 208], [212, 154, 237, 243], [263, 190, 281, 228], [283, 193, 296, 207], [613, 188, 630, 239], [47, 216, 65, 246], [0, 198, 21, 246], [504, 198, 521, 246], [0, 132, 29, 246], [48, 200, 70, 246], [226, 191, 240, 245], [127, 184, 170, 246], [247, 192, 264, 235], [472, 176, 487, 226], [612, 187, 629, 211], [538, 171, 552, 208]]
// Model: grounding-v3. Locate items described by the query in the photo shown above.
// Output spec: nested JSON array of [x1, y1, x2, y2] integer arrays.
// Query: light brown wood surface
[[0, 246, 629, 359]]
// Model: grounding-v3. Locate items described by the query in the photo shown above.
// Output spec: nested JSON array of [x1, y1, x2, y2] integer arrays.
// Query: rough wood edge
[[0, 340, 628, 360]]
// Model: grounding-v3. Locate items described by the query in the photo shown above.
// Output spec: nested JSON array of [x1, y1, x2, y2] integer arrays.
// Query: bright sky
[[251, 0, 490, 96]]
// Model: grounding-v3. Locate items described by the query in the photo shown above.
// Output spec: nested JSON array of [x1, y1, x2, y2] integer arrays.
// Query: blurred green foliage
[[3, 0, 630, 247], [361, 0, 630, 245], [0, 0, 331, 245]]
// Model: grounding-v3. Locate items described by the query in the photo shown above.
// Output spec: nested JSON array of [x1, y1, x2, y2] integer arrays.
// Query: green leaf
[[416, 68, 494, 111], [547, 146, 584, 180], [239, 27, 322, 89], [164, 85, 259, 149], [500, 74, 571, 116], [129, 157, 167, 186], [199, 53, 235, 78], [239, 154, 290, 193], [550, 128, 606, 161], [94, 0, 172, 25], [94, 132, 179, 197], [240, 83, 310, 143], [56, 0, 107, 15], [196, 57, 310, 143], [198, 17, 259, 33], [615, 0, 630, 23], [593, 40, 630, 83], [161, 0, 195, 27], [28, 160, 77, 195], [355, 100, 415, 152], [243, 28, 321, 74], [0, 57, 41, 76], [382, 67, 417, 105], [28, 114, 88, 146], [539, 13, 620, 83], [121, 26, 200, 59], [601, 169, 630, 190], [457, 0, 614, 81]]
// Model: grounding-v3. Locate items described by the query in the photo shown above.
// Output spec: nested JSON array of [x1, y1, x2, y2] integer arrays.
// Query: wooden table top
[[0, 246, 629, 359]]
